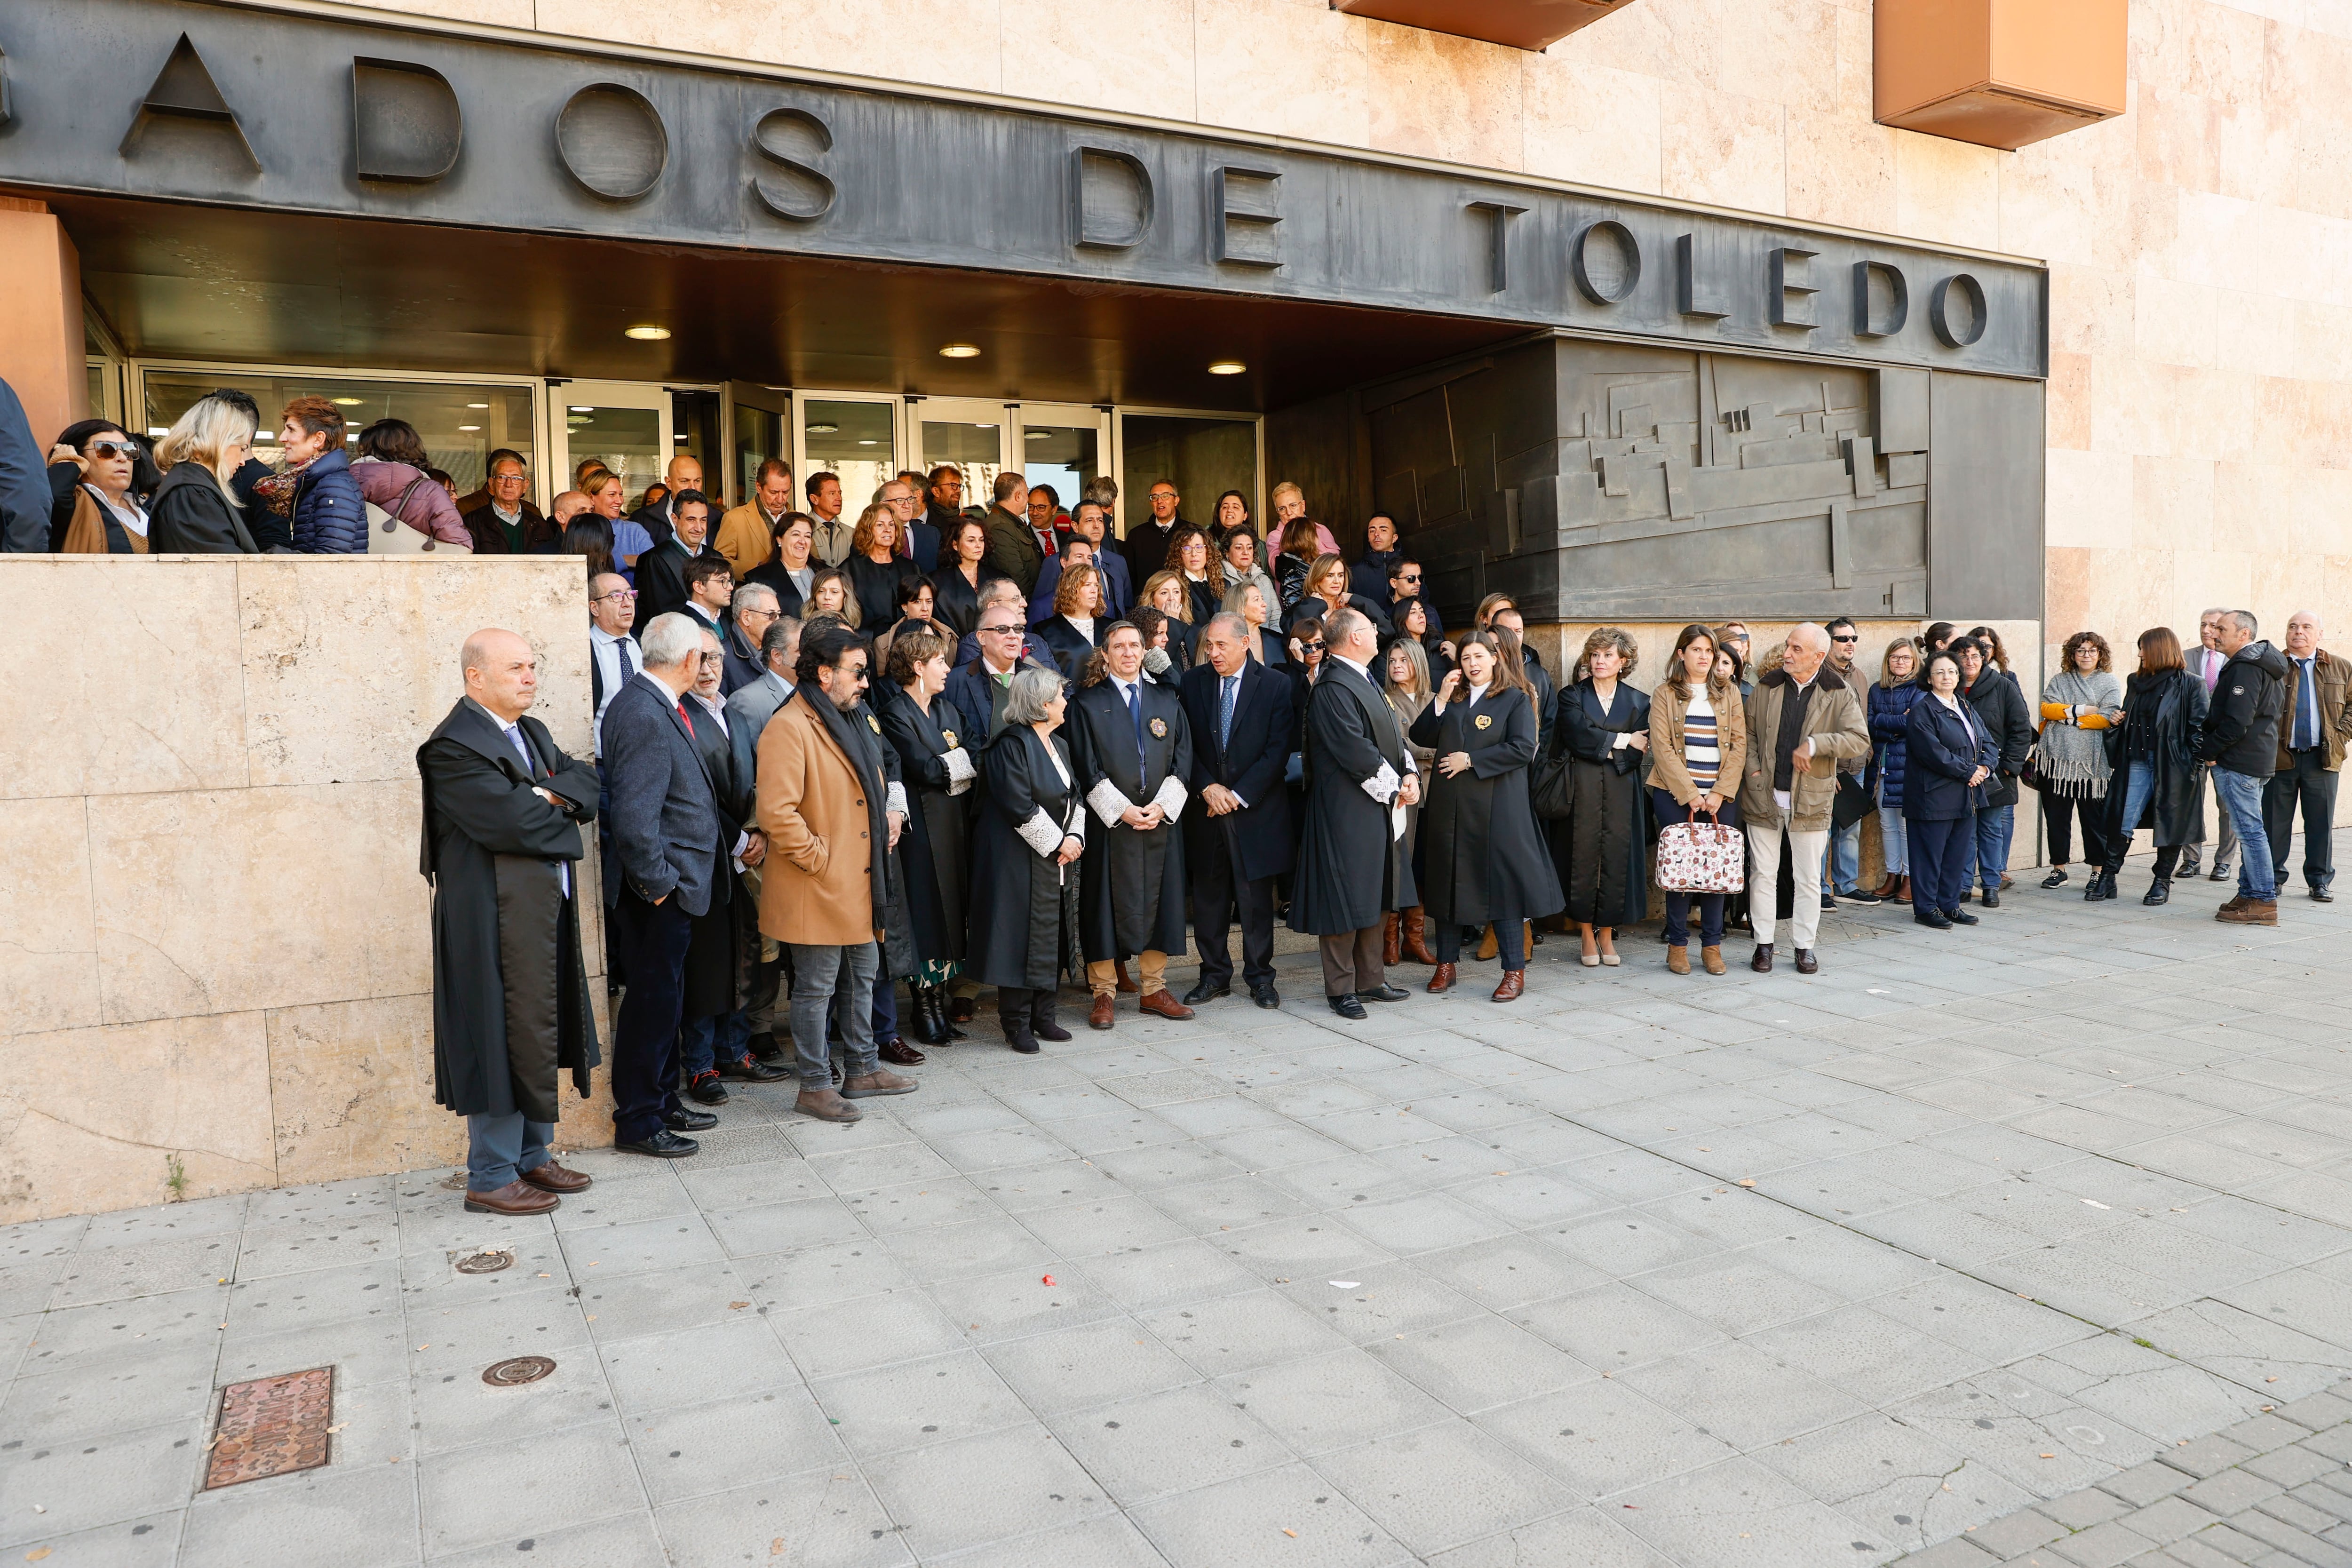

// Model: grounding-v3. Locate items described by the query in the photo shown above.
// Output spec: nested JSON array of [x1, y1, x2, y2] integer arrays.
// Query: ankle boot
[[2143, 876, 2170, 906], [936, 987, 969, 1040], [908, 984, 950, 1045], [1402, 907, 1438, 965], [1476, 924, 1499, 961], [1383, 912, 1402, 967]]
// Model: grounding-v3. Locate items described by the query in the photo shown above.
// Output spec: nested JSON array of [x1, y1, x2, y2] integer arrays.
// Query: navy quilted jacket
[[291, 447, 367, 553], [1867, 680, 1923, 804]]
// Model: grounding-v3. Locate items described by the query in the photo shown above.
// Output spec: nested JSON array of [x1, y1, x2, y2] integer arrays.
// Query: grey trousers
[[788, 940, 879, 1088], [467, 1112, 553, 1192], [1319, 926, 1385, 996]]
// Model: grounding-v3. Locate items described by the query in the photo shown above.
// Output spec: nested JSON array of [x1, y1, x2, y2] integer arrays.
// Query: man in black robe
[[1287, 607, 1420, 1019], [1069, 622, 1197, 1029], [418, 629, 602, 1215]]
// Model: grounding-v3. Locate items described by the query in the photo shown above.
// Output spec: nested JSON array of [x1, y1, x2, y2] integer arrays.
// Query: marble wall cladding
[[0, 557, 597, 1222]]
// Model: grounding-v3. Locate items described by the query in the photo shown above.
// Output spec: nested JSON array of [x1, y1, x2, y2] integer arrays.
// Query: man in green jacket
[[982, 470, 1045, 597]]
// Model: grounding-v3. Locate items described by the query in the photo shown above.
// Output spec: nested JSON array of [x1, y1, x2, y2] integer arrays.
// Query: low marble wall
[[0, 555, 611, 1223]]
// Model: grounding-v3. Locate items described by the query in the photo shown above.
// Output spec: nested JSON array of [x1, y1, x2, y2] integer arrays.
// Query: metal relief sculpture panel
[[1378, 337, 1958, 624]]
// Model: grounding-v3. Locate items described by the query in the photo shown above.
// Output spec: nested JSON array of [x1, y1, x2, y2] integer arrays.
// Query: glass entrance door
[[556, 382, 672, 511], [913, 398, 1009, 524], [728, 382, 791, 509], [796, 394, 903, 530], [1013, 404, 1110, 526]]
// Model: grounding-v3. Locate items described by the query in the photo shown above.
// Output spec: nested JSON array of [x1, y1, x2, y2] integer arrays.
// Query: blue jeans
[[790, 941, 879, 1088], [681, 1009, 751, 1080], [2109, 759, 2156, 863], [1973, 803, 2013, 891], [467, 1112, 552, 1192], [1876, 805, 1909, 876], [1823, 815, 1862, 895], [2211, 767, 2277, 900]]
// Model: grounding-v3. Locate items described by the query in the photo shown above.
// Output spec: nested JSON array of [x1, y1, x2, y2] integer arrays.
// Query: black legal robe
[[879, 686, 971, 965], [1067, 677, 1193, 960], [1407, 685, 1564, 928], [967, 725, 1084, 991], [417, 699, 602, 1123], [1287, 658, 1414, 936]]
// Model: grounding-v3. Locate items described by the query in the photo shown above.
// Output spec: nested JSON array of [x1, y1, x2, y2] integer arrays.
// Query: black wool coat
[[1550, 679, 1653, 928], [1408, 687, 1564, 928], [148, 464, 258, 554], [1288, 659, 1414, 936], [417, 700, 601, 1123], [967, 725, 1084, 990], [880, 687, 971, 965], [2101, 670, 2210, 846], [1068, 677, 1193, 960]]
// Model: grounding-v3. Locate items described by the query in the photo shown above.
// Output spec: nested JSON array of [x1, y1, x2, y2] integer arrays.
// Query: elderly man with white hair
[[2264, 610, 2351, 903], [1733, 623, 1869, 974]]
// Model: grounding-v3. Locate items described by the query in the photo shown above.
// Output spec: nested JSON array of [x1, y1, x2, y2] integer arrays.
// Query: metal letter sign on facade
[[3, 0, 2047, 382]]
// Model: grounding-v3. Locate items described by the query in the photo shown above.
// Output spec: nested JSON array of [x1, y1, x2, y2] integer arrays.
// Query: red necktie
[[676, 699, 695, 737]]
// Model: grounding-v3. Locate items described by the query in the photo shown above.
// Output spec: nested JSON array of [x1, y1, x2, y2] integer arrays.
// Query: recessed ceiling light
[[147, 427, 167, 437], [858, 439, 878, 446], [938, 343, 980, 358], [466, 402, 489, 409], [1207, 360, 1246, 375], [570, 405, 593, 413], [624, 325, 671, 341], [1025, 430, 1050, 440], [332, 397, 364, 406], [457, 424, 481, 432], [807, 422, 839, 434]]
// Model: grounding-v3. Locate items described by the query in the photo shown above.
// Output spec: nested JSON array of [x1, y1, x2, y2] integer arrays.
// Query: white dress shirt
[[589, 625, 640, 757]]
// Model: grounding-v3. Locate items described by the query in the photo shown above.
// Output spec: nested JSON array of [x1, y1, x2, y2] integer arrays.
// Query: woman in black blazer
[[1033, 562, 1108, 680], [1549, 627, 1652, 966], [879, 622, 976, 1045], [928, 516, 997, 640], [1140, 571, 1197, 669], [1905, 649, 2000, 929], [1408, 633, 1563, 1000]]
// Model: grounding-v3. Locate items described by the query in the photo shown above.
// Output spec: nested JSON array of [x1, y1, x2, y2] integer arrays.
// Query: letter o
[[1929, 273, 1988, 348], [1571, 220, 1641, 306]]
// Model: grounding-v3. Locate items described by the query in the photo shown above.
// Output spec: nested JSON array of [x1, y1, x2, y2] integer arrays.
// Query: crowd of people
[[410, 435, 2351, 1201]]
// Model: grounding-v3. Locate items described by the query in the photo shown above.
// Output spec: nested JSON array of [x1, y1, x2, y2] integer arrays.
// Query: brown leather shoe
[[2217, 898, 2278, 926], [519, 1162, 591, 1194], [795, 1086, 862, 1122], [1383, 912, 1402, 968], [1666, 945, 1690, 976], [1476, 924, 1499, 961], [841, 1068, 919, 1098], [878, 1037, 926, 1066], [1114, 960, 1139, 994], [1089, 993, 1116, 1030], [463, 1180, 558, 1216], [1427, 962, 1456, 993], [1492, 970, 1525, 1003], [1137, 989, 1195, 1020], [1750, 945, 1773, 973], [1794, 948, 1819, 974], [1701, 945, 1726, 975], [1401, 907, 1438, 965]]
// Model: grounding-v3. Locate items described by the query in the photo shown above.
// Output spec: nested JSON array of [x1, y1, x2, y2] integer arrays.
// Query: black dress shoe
[[1793, 948, 1819, 974], [1033, 1018, 1073, 1043], [1004, 1024, 1040, 1054], [2314, 887, 2335, 902], [1328, 993, 1368, 1020], [878, 1038, 927, 1066], [1946, 907, 1979, 925], [685, 1072, 729, 1106], [1182, 979, 1232, 1006], [1979, 888, 2001, 909], [1360, 983, 1410, 1003], [664, 1108, 718, 1132], [2210, 860, 2233, 882], [1750, 945, 1773, 973], [1842, 887, 1882, 906], [746, 1031, 783, 1062], [1251, 984, 1281, 1010], [716, 1056, 788, 1082], [1915, 907, 1953, 929], [619, 1130, 700, 1158]]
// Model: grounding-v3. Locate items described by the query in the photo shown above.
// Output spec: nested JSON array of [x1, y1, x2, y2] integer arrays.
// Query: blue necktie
[[1219, 674, 1237, 750], [1126, 682, 1145, 768]]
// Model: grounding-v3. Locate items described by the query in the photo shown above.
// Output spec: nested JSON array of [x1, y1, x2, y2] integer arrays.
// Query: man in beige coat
[[1736, 623, 1869, 974], [755, 623, 917, 1122]]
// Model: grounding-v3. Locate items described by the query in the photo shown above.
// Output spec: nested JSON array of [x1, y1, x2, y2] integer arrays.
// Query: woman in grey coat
[[2036, 631, 2124, 891]]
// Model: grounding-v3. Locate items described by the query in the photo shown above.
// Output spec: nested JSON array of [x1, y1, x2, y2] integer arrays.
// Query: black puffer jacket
[[1961, 668, 2034, 809], [2197, 639, 2288, 777]]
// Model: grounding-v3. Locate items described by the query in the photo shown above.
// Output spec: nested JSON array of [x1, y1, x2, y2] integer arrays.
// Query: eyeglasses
[[87, 440, 141, 460], [590, 589, 637, 603], [980, 624, 1023, 636]]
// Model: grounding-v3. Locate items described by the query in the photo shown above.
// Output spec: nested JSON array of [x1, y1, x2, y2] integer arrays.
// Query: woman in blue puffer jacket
[[278, 395, 368, 553], [1867, 636, 1925, 904]]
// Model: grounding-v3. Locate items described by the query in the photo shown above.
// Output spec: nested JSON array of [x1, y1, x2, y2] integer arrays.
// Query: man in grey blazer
[[2182, 607, 2233, 879], [602, 612, 735, 1158]]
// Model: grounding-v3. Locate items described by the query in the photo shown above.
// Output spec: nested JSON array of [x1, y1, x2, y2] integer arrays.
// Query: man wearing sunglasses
[[1820, 617, 1880, 907]]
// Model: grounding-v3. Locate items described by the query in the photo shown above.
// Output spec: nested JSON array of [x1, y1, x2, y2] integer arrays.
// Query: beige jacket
[[1735, 666, 1869, 830], [1648, 677, 1747, 807]]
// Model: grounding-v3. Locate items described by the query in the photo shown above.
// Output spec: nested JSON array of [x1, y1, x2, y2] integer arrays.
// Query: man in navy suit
[[953, 579, 1055, 670], [600, 612, 743, 1158], [1180, 613, 1296, 1009]]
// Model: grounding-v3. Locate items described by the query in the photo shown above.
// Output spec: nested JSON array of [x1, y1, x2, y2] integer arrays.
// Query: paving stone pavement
[[8, 861, 2352, 1567]]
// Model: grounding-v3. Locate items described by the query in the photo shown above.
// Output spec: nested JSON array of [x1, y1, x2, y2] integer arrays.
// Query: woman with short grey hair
[[966, 663, 1084, 1051]]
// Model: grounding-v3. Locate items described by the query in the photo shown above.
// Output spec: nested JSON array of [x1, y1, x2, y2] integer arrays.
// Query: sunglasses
[[87, 439, 141, 460], [980, 625, 1023, 636], [1298, 640, 1325, 653], [1831, 634, 1859, 644]]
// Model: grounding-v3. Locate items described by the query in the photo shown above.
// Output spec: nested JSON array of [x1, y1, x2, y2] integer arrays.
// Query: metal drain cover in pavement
[[483, 1356, 557, 1387], [455, 1249, 514, 1274], [205, 1367, 334, 1488]]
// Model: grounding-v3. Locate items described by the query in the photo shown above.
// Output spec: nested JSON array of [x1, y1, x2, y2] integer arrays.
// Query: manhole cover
[[483, 1356, 557, 1387], [205, 1366, 334, 1488], [455, 1250, 514, 1274]]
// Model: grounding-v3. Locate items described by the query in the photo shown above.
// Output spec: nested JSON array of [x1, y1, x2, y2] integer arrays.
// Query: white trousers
[[1747, 821, 1827, 950]]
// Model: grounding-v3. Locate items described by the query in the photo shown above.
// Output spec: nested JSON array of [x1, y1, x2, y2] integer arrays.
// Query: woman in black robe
[[1408, 632, 1562, 1001], [967, 666, 1086, 1053], [1034, 562, 1108, 680], [844, 503, 911, 629], [928, 516, 996, 641], [1549, 626, 1653, 964], [880, 623, 975, 1044]]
